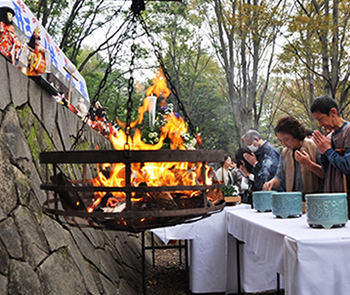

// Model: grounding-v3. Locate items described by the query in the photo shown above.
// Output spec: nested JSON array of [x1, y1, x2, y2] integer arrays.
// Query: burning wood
[[96, 189, 224, 213], [40, 150, 225, 231], [40, 69, 226, 231]]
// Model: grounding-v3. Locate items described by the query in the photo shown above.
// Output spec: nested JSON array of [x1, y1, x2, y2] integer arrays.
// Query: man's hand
[[312, 130, 332, 154], [243, 153, 257, 166]]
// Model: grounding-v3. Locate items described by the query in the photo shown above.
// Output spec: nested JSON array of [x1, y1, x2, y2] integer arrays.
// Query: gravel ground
[[145, 245, 284, 295], [146, 247, 188, 295]]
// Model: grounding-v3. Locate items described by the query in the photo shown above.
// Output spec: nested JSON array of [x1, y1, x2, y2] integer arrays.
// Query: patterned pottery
[[271, 192, 302, 218], [252, 191, 272, 212], [305, 193, 348, 229]]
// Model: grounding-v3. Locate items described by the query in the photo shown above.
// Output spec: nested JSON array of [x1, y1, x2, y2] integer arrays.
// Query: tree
[[24, 0, 131, 67], [143, 1, 236, 152], [277, 0, 350, 126], [24, 0, 69, 32], [196, 0, 287, 146]]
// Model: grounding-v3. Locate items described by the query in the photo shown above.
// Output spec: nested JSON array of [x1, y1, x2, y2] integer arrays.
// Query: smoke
[[257, 157, 274, 183]]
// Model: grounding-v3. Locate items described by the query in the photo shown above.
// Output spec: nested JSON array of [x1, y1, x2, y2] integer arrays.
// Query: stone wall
[[0, 55, 149, 295]]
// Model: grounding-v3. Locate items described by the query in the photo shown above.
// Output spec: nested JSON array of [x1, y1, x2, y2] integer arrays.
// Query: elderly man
[[241, 129, 280, 190], [311, 95, 350, 194]]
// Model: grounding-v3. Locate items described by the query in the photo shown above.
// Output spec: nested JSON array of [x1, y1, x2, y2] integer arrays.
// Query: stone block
[[41, 90, 57, 137], [29, 163, 46, 206], [8, 61, 28, 108], [56, 106, 72, 150], [0, 207, 6, 222], [0, 140, 18, 215], [0, 57, 11, 111], [0, 240, 9, 275], [41, 214, 68, 252], [62, 230, 100, 295], [38, 248, 88, 295], [69, 227, 100, 268], [0, 172, 17, 216], [28, 79, 42, 119], [96, 248, 120, 284], [13, 165, 31, 203], [20, 191, 43, 222], [1, 105, 32, 172], [111, 239, 143, 293], [114, 231, 149, 270], [13, 206, 49, 268], [99, 274, 118, 295], [67, 109, 79, 137], [51, 127, 64, 151], [0, 217, 23, 259], [82, 227, 105, 248], [0, 274, 7, 295], [119, 277, 140, 295], [8, 259, 43, 295]]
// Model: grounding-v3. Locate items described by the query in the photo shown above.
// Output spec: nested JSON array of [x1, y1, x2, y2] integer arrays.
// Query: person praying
[[311, 95, 350, 215], [263, 116, 324, 198], [235, 148, 255, 205]]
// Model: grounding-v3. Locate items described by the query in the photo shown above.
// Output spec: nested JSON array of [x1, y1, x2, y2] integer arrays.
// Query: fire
[[87, 69, 215, 212], [145, 69, 171, 99]]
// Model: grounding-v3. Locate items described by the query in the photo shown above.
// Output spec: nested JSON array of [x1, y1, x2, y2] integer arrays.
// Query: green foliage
[[143, 1, 236, 153], [273, 1, 350, 124], [25, 0, 236, 154], [31, 0, 350, 152], [222, 184, 238, 197], [24, 0, 69, 39], [75, 46, 140, 122]]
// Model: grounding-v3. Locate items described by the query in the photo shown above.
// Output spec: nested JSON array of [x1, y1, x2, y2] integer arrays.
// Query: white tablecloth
[[227, 209, 350, 295], [151, 204, 252, 293], [226, 234, 279, 293]]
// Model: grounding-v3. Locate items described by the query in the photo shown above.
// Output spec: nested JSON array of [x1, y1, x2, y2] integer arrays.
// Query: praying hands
[[312, 130, 332, 154]]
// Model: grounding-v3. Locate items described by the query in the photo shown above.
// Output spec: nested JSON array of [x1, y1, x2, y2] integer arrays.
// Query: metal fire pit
[[40, 149, 225, 232]]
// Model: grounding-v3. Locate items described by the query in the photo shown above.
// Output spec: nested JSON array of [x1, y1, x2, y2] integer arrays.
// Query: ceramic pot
[[305, 193, 348, 229], [271, 192, 302, 218], [252, 191, 272, 212]]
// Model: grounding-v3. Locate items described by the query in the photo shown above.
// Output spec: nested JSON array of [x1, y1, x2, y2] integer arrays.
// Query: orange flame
[[146, 69, 171, 99], [87, 69, 213, 212]]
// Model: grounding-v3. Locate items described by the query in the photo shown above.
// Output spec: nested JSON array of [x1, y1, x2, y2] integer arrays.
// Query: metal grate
[[40, 149, 225, 232]]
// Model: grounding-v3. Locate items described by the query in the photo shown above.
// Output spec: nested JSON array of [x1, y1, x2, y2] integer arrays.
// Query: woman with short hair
[[263, 116, 324, 197]]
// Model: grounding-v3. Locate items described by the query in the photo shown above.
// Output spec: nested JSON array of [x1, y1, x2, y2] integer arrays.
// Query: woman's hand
[[294, 150, 311, 167], [295, 145, 325, 179], [239, 162, 250, 177], [262, 180, 273, 191]]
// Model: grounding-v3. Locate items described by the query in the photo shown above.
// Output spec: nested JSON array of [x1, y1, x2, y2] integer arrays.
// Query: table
[[151, 204, 274, 294], [227, 209, 350, 295], [226, 233, 279, 293]]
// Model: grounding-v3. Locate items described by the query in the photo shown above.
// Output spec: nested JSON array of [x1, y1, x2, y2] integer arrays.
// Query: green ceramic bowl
[[306, 193, 348, 229]]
